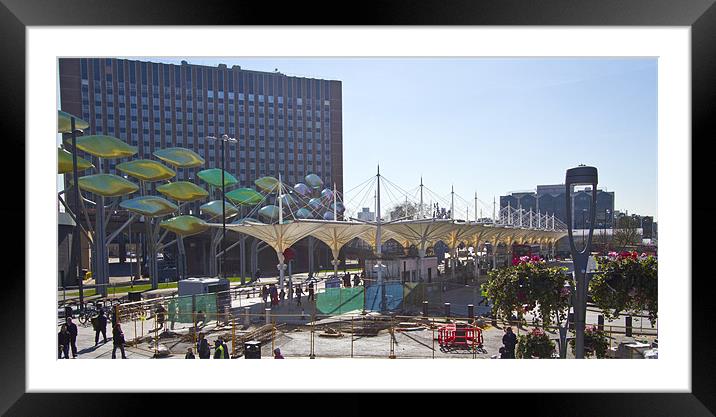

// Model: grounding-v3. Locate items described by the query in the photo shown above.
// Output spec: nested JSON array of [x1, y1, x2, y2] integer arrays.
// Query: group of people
[[186, 333, 285, 359], [58, 307, 127, 359], [259, 279, 315, 307], [341, 272, 362, 288], [186, 333, 231, 359]]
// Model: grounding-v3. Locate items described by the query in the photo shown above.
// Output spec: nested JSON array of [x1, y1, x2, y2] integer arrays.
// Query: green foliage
[[484, 260, 572, 326], [516, 328, 555, 358], [570, 325, 610, 358], [590, 254, 658, 325]]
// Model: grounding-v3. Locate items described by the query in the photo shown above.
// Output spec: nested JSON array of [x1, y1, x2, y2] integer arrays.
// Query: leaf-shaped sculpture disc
[[74, 135, 138, 159], [254, 176, 279, 192], [156, 181, 209, 202], [308, 198, 323, 210], [58, 147, 94, 174], [331, 202, 345, 213], [232, 217, 263, 225], [58, 110, 90, 133], [200, 200, 239, 219], [119, 196, 178, 217], [258, 205, 280, 220], [116, 159, 176, 182], [153, 147, 205, 168], [197, 168, 238, 187], [305, 173, 323, 189], [281, 193, 297, 207], [225, 187, 264, 206], [321, 188, 334, 201], [78, 174, 138, 197], [160, 215, 209, 237], [294, 183, 310, 196], [294, 208, 312, 219]]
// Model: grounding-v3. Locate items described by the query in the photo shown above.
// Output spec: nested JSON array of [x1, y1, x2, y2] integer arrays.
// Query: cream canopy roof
[[213, 219, 567, 260]]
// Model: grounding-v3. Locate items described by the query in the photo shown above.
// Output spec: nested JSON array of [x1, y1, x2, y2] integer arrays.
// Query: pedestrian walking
[[353, 274, 361, 287], [65, 317, 78, 358], [155, 304, 167, 331], [254, 268, 262, 283], [58, 324, 70, 359], [195, 310, 206, 331], [269, 284, 279, 307], [307, 281, 315, 302], [64, 305, 73, 319], [185, 347, 195, 359], [502, 327, 517, 359], [197, 333, 211, 359], [94, 309, 108, 346], [261, 285, 269, 306], [112, 323, 128, 359], [273, 348, 284, 359], [295, 284, 303, 306], [279, 288, 285, 303]]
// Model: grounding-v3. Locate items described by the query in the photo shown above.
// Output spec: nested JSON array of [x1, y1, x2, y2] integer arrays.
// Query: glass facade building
[[500, 185, 615, 229]]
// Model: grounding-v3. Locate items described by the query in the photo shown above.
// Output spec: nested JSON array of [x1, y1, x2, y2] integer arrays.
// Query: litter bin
[[244, 340, 261, 359], [128, 292, 142, 302]]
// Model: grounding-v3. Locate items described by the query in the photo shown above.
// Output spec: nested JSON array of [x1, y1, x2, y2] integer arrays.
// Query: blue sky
[[90, 57, 659, 219]]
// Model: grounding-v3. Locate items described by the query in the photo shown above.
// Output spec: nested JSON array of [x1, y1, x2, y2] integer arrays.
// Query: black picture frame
[[2, 0, 713, 415]]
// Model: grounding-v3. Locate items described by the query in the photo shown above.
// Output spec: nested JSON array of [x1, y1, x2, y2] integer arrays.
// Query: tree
[[612, 215, 642, 252], [388, 201, 418, 221]]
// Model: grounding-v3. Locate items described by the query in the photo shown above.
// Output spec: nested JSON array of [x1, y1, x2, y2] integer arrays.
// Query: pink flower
[[531, 255, 542, 263], [608, 251, 618, 258]]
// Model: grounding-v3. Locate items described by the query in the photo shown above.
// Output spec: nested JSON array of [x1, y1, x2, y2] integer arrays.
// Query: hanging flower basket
[[516, 328, 555, 359]]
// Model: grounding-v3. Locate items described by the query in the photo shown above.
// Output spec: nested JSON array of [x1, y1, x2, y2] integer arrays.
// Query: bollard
[[244, 307, 251, 327], [422, 301, 428, 317], [467, 304, 474, 324], [597, 315, 604, 332], [625, 316, 633, 337], [444, 303, 451, 318], [568, 312, 575, 331], [265, 308, 271, 325], [491, 314, 497, 327]]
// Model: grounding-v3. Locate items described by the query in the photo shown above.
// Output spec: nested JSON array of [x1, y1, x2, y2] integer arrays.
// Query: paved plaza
[[59, 271, 656, 360]]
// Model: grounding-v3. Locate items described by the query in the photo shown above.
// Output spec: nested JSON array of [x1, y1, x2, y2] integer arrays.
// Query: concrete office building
[[59, 58, 344, 278]]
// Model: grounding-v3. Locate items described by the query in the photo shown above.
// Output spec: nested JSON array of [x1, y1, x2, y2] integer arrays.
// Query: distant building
[[357, 207, 375, 222], [500, 184, 615, 229]]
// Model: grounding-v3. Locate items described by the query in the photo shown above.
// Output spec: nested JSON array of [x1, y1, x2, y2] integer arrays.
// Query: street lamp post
[[565, 165, 598, 359], [207, 134, 237, 279], [69, 117, 84, 307]]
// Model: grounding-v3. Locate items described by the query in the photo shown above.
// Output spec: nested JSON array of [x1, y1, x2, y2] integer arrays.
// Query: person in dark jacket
[[261, 285, 269, 306], [185, 347, 195, 359], [197, 333, 211, 359], [65, 317, 78, 358], [295, 285, 303, 306], [94, 310, 108, 346], [213, 339, 226, 359], [307, 282, 315, 302], [58, 324, 70, 359], [502, 327, 517, 359], [112, 323, 128, 359], [273, 348, 284, 359], [353, 274, 361, 287], [222, 339, 230, 359]]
